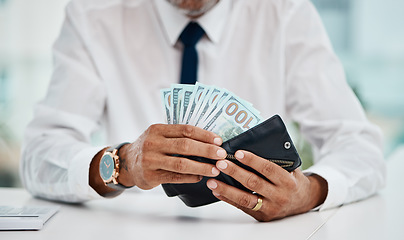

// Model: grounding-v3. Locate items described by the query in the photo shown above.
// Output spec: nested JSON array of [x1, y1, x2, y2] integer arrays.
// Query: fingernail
[[212, 192, 220, 197], [212, 167, 220, 175], [235, 151, 244, 160], [214, 137, 222, 146], [217, 160, 227, 170], [207, 180, 217, 189], [217, 149, 226, 158]]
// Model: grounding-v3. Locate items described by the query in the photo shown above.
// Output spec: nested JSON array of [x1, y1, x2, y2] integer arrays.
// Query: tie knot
[[179, 22, 205, 47]]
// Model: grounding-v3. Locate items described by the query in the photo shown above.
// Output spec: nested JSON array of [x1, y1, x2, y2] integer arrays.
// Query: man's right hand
[[111, 124, 226, 190]]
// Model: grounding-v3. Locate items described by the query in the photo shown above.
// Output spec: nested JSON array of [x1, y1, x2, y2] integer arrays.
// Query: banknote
[[198, 89, 229, 124], [182, 83, 208, 124], [170, 84, 196, 124], [171, 85, 183, 124], [202, 95, 262, 141], [160, 89, 172, 124], [179, 85, 195, 123], [188, 86, 216, 126], [192, 87, 224, 126], [160, 84, 263, 141], [188, 85, 212, 125]]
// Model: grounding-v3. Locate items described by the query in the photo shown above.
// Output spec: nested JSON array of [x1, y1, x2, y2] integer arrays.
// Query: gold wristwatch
[[99, 142, 132, 190]]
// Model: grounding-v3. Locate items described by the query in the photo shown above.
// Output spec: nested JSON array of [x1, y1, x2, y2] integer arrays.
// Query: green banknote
[[201, 95, 262, 141], [160, 88, 172, 124], [160, 84, 263, 141]]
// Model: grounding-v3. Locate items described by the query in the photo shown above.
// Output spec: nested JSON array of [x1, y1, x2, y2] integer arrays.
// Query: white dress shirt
[[21, 0, 386, 210]]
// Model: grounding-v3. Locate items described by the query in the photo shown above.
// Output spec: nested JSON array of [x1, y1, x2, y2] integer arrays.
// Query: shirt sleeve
[[20, 2, 106, 202], [283, 0, 386, 210]]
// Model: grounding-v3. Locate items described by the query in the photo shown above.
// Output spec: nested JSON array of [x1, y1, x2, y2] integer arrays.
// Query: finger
[[215, 160, 274, 197], [156, 170, 204, 184], [213, 194, 262, 218], [206, 179, 263, 211], [154, 155, 221, 177], [234, 150, 295, 186], [212, 193, 249, 212], [163, 138, 227, 160], [154, 124, 222, 146]]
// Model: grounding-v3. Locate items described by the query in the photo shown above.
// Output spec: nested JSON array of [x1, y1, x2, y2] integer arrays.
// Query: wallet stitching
[[225, 154, 294, 168], [225, 154, 237, 160], [269, 159, 294, 168]]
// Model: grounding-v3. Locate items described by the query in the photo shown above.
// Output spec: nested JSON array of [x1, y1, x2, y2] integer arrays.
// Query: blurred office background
[[0, 0, 403, 187]]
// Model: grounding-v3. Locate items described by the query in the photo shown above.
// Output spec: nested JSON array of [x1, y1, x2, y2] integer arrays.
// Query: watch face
[[100, 153, 114, 181]]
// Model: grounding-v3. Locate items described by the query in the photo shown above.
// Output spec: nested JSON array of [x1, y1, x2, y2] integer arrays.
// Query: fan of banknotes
[[160, 83, 263, 142]]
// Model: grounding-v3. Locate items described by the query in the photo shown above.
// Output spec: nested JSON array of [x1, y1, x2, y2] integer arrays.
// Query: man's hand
[[116, 124, 226, 190], [206, 150, 328, 222]]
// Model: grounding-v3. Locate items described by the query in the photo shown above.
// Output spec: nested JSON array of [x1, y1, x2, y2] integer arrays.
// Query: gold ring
[[252, 196, 263, 211]]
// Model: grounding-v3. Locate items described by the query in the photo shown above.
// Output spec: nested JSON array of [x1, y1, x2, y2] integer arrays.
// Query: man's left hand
[[206, 150, 328, 222]]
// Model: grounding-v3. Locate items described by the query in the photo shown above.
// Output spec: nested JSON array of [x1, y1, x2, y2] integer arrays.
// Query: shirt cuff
[[303, 164, 348, 211], [69, 146, 105, 201]]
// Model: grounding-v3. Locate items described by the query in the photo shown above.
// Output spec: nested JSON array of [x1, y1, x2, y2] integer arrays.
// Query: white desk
[[1, 146, 403, 240], [0, 188, 337, 240], [310, 146, 404, 240]]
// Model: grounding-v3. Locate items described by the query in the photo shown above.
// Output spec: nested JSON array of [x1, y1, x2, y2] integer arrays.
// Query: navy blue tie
[[179, 22, 205, 85]]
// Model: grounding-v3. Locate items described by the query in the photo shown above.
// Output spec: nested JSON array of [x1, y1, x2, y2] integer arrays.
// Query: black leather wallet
[[162, 114, 301, 207]]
